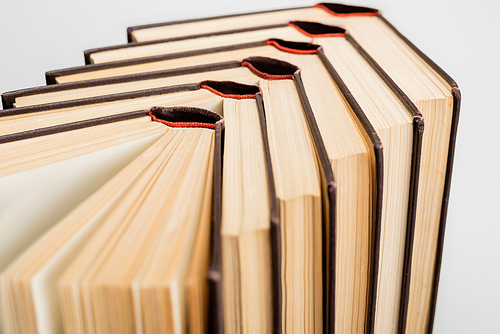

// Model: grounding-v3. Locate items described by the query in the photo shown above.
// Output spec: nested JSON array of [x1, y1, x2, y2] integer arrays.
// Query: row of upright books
[[0, 3, 460, 334]]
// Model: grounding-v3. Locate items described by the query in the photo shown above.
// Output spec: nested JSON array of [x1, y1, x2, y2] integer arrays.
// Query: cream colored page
[[15, 68, 259, 108], [131, 7, 332, 42], [0, 117, 164, 177], [27, 128, 165, 334], [0, 134, 159, 273], [31, 177, 142, 334], [0, 90, 220, 136], [0, 119, 164, 334], [56, 131, 181, 334], [53, 128, 214, 333], [133, 130, 214, 334], [183, 136, 215, 334], [70, 129, 213, 333], [91, 27, 310, 64]]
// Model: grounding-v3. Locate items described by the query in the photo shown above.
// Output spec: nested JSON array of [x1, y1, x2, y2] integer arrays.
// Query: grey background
[[1, 0, 498, 332]]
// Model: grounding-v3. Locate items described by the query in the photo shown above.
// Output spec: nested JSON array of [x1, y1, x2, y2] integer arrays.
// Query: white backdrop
[[1, 1, 499, 332]]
